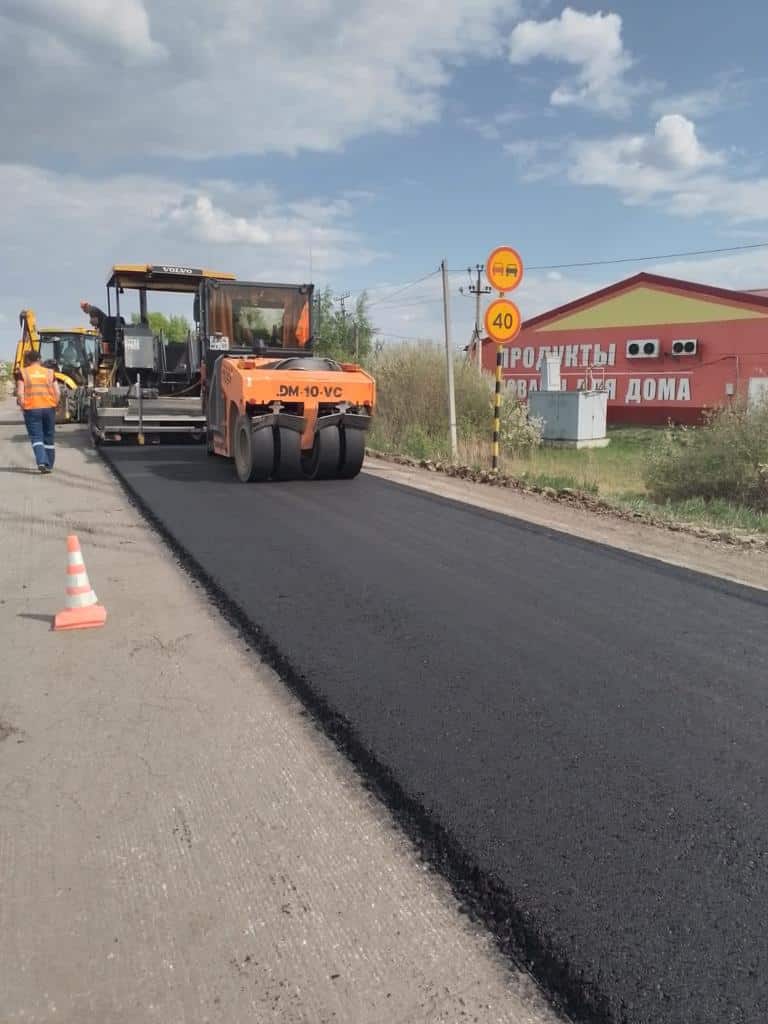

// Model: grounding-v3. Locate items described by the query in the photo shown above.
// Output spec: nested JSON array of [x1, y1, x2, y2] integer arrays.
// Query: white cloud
[[652, 250, 768, 292], [170, 196, 273, 246], [0, 164, 378, 356], [650, 72, 751, 120], [2, 0, 166, 62], [570, 114, 723, 193], [649, 114, 724, 170], [651, 87, 727, 120], [463, 107, 529, 141], [503, 138, 567, 180], [567, 114, 768, 222], [508, 7, 634, 115], [496, 114, 767, 225], [0, 0, 520, 162]]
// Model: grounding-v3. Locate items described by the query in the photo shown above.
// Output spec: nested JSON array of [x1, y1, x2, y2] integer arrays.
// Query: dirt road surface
[[0, 403, 562, 1024]]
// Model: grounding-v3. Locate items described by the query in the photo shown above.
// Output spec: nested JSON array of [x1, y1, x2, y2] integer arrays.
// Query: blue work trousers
[[23, 408, 56, 468]]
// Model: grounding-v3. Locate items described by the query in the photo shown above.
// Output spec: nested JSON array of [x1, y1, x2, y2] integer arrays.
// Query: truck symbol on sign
[[493, 263, 518, 278]]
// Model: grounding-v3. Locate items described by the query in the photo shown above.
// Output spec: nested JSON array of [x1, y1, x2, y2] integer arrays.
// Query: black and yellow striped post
[[492, 345, 503, 470], [483, 247, 525, 472]]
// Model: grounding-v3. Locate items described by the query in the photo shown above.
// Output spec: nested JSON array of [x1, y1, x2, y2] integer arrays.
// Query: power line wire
[[359, 239, 768, 320], [365, 269, 440, 309], [447, 239, 768, 274], [373, 329, 441, 341], [373, 296, 444, 310]]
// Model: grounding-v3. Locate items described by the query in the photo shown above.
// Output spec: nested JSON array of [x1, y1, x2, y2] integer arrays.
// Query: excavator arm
[[13, 309, 80, 418], [12, 310, 40, 388]]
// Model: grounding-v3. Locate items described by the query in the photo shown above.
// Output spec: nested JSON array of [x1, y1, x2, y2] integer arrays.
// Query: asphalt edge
[[98, 447, 619, 1024], [366, 449, 768, 554]]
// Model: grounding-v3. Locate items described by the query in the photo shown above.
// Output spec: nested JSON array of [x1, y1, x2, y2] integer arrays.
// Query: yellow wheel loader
[[13, 310, 99, 423]]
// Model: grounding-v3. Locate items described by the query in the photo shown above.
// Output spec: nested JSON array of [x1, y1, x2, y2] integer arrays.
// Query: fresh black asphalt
[[103, 445, 768, 1024]]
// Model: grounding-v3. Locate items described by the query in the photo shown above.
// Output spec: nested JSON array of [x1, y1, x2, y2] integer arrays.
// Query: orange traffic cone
[[53, 535, 107, 631]]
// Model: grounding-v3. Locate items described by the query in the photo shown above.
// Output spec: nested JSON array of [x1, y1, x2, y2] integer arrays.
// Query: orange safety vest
[[21, 365, 58, 410]]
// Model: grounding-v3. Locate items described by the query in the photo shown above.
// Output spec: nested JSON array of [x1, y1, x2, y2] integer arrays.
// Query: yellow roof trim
[[39, 327, 100, 336], [110, 264, 236, 280]]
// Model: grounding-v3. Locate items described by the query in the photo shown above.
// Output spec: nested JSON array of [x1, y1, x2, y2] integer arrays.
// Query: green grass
[[502, 427, 768, 533], [366, 344, 768, 537], [617, 495, 768, 534], [515, 471, 600, 495], [500, 426, 655, 498], [375, 422, 768, 536]]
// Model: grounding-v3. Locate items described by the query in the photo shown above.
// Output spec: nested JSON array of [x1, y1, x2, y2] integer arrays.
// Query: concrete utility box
[[748, 376, 768, 408], [540, 354, 561, 392], [528, 389, 609, 448]]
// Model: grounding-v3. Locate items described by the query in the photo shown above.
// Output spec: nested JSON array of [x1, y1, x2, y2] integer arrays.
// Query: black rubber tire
[[55, 393, 68, 425], [88, 401, 101, 447], [205, 394, 215, 455], [274, 427, 302, 480], [302, 426, 341, 480], [338, 427, 366, 479], [76, 391, 89, 424], [234, 415, 274, 482]]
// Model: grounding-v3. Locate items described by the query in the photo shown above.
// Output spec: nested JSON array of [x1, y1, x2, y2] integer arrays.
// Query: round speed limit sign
[[484, 298, 521, 343]]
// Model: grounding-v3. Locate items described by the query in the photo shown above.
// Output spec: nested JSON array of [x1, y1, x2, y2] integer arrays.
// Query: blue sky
[[1, 0, 767, 355]]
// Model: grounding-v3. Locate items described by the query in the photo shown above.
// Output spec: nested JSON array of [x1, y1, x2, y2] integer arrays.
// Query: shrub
[[499, 395, 543, 454], [0, 361, 13, 397], [368, 343, 490, 453], [644, 399, 768, 510], [367, 343, 542, 459]]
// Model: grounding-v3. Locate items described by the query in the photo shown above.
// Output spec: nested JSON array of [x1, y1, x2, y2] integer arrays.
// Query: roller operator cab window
[[234, 302, 285, 346], [207, 284, 310, 349]]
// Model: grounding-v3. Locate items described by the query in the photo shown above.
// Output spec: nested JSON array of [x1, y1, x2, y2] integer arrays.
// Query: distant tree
[[312, 287, 373, 362], [353, 292, 373, 360], [131, 312, 191, 343]]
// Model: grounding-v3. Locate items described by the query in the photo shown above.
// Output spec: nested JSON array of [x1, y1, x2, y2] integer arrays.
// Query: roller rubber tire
[[88, 401, 101, 447], [234, 415, 274, 482], [338, 427, 366, 479], [274, 427, 302, 480], [302, 426, 341, 480], [205, 395, 215, 455]]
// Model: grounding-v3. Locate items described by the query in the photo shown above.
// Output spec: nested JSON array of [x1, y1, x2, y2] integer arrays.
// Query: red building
[[472, 272, 768, 425]]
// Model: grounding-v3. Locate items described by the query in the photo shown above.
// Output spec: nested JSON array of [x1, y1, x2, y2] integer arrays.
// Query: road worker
[[80, 300, 123, 355], [16, 349, 60, 473]]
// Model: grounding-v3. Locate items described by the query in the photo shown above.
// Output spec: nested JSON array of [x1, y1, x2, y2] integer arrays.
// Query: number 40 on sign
[[484, 298, 521, 343]]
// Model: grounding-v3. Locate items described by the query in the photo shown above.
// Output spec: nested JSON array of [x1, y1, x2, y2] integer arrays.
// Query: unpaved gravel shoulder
[[364, 456, 768, 592], [0, 406, 563, 1024]]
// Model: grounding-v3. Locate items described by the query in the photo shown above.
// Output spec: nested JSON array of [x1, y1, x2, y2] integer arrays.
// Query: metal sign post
[[441, 259, 459, 461], [483, 247, 524, 471], [493, 346, 503, 470]]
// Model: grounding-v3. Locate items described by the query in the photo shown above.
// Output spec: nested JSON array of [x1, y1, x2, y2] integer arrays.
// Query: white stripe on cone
[[64, 554, 99, 608], [65, 591, 99, 609]]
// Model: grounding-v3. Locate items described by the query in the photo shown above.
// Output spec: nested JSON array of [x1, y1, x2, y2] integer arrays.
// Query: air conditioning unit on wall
[[626, 339, 660, 358], [671, 338, 698, 356]]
